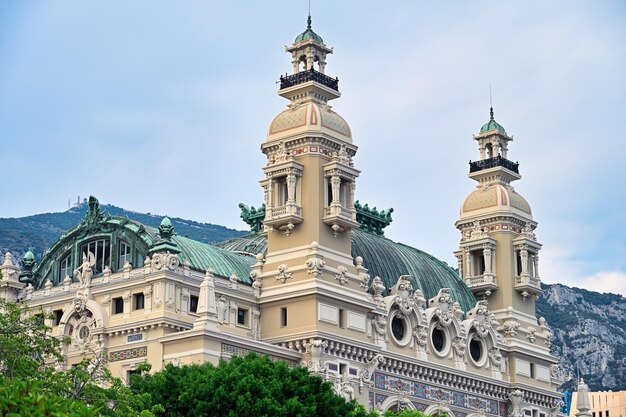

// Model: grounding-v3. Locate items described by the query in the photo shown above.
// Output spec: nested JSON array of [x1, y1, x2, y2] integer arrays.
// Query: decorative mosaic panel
[[374, 372, 506, 417], [108, 346, 147, 362], [221, 343, 297, 365], [369, 392, 375, 409]]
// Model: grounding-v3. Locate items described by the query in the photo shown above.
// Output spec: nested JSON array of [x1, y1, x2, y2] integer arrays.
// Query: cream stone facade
[[570, 387, 626, 417], [0, 14, 566, 415]]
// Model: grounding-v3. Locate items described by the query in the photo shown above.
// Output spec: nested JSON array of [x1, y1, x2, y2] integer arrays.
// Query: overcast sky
[[1, 1, 624, 295]]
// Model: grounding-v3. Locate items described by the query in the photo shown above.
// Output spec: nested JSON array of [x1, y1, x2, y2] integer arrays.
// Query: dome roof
[[267, 102, 352, 143], [217, 228, 477, 312], [460, 184, 532, 218], [480, 108, 506, 134], [294, 15, 324, 44]]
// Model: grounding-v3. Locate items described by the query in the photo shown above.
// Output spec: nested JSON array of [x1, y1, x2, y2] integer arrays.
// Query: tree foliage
[[131, 354, 358, 417], [0, 301, 154, 417]]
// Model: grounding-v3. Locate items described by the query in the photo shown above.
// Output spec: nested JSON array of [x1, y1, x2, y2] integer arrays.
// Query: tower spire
[[489, 83, 494, 121]]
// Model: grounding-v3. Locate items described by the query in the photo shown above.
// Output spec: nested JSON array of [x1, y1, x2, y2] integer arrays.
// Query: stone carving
[[334, 375, 354, 402], [393, 275, 418, 316], [538, 317, 553, 347], [466, 300, 494, 338], [371, 276, 386, 306], [354, 256, 370, 291], [508, 389, 524, 417], [489, 347, 503, 368], [526, 326, 537, 343], [251, 273, 262, 299], [360, 354, 384, 385], [453, 302, 464, 320], [217, 296, 228, 324], [334, 265, 349, 285], [372, 314, 387, 341], [197, 269, 217, 319], [229, 273, 239, 289], [413, 325, 428, 348], [452, 337, 466, 361], [305, 257, 326, 277], [276, 264, 292, 284], [522, 222, 537, 241], [251, 309, 261, 341], [74, 252, 95, 288], [469, 220, 490, 240], [429, 288, 455, 327], [502, 319, 521, 337], [302, 339, 327, 373], [150, 252, 181, 273]]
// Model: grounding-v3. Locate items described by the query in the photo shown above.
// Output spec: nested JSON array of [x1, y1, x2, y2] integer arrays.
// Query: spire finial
[[489, 83, 494, 120], [307, 0, 312, 28]]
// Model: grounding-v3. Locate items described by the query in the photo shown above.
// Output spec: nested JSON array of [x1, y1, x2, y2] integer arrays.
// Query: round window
[[391, 316, 406, 341], [468, 334, 487, 366], [431, 326, 446, 353], [78, 325, 90, 341]]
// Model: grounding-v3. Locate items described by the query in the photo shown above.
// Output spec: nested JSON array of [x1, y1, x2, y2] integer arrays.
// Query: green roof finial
[[490, 106, 494, 121], [307, 14, 312, 29]]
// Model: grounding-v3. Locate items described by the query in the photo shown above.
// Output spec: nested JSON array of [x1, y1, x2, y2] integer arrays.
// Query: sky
[[1, 1, 625, 295]]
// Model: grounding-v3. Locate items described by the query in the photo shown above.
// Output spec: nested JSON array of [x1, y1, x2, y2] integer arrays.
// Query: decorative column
[[331, 174, 341, 207], [287, 170, 297, 205], [456, 253, 464, 279], [520, 247, 529, 277], [194, 268, 218, 330], [483, 245, 493, 275], [533, 254, 540, 278], [266, 177, 274, 219], [465, 248, 472, 278], [348, 182, 356, 220]]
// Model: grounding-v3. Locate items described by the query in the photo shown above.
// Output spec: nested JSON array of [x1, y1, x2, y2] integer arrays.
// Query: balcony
[[465, 274, 498, 294], [279, 68, 339, 92], [469, 156, 519, 174], [264, 204, 303, 234], [514, 275, 542, 299], [323, 204, 359, 235]]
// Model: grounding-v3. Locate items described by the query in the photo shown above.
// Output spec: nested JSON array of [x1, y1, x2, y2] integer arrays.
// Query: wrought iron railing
[[279, 68, 339, 92], [469, 156, 519, 174]]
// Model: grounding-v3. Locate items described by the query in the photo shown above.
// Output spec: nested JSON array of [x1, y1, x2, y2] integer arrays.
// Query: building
[[570, 383, 626, 417], [0, 14, 565, 415]]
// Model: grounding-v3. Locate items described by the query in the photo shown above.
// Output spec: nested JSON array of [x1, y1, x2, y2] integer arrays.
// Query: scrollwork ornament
[[334, 265, 349, 285], [276, 264, 292, 284], [305, 257, 326, 277]]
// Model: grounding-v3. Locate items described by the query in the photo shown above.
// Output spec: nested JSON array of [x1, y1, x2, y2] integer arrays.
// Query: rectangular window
[[530, 363, 536, 378], [237, 308, 249, 326], [280, 307, 287, 327], [134, 293, 144, 310], [80, 239, 110, 275], [338, 309, 345, 328], [119, 241, 132, 270], [327, 180, 333, 206], [53, 309, 64, 326], [135, 250, 144, 268], [339, 363, 347, 375], [59, 254, 72, 282], [127, 369, 140, 385], [599, 412, 602, 417], [113, 297, 124, 314], [190, 296, 199, 313]]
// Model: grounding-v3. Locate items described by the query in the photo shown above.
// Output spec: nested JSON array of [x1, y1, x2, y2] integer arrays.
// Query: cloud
[[569, 271, 626, 297]]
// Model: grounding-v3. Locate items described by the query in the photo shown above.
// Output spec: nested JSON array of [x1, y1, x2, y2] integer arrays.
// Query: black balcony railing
[[469, 155, 519, 174], [279, 68, 339, 92]]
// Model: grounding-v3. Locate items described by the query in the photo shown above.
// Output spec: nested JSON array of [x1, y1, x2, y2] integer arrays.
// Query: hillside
[[1, 205, 624, 392], [536, 283, 626, 392], [0, 203, 247, 264]]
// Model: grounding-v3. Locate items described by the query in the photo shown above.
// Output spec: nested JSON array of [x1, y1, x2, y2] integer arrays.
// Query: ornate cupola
[[261, 14, 359, 252], [455, 108, 542, 326], [255, 15, 370, 346]]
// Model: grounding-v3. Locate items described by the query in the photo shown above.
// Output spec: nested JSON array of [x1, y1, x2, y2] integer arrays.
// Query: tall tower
[[455, 108, 542, 326], [255, 15, 370, 344]]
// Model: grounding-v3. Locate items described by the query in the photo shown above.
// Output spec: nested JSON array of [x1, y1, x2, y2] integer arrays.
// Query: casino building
[[0, 14, 564, 415]]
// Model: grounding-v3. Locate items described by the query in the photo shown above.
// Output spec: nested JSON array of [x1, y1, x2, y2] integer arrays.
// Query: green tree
[[0, 300, 155, 417], [131, 353, 365, 417]]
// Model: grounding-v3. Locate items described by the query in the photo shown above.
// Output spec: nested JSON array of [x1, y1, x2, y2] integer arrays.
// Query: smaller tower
[[574, 378, 592, 417], [455, 108, 542, 325]]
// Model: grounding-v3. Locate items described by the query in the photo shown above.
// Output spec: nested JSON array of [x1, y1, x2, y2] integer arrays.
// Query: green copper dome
[[217, 229, 477, 313], [480, 107, 506, 134], [295, 15, 324, 44]]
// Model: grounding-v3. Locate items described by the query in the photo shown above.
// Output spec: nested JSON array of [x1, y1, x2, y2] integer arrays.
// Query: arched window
[[59, 253, 72, 281], [79, 239, 110, 275], [485, 143, 493, 159], [118, 241, 131, 270]]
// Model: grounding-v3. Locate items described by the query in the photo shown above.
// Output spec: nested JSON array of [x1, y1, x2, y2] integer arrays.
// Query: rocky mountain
[[536, 283, 626, 392], [1, 204, 625, 392]]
